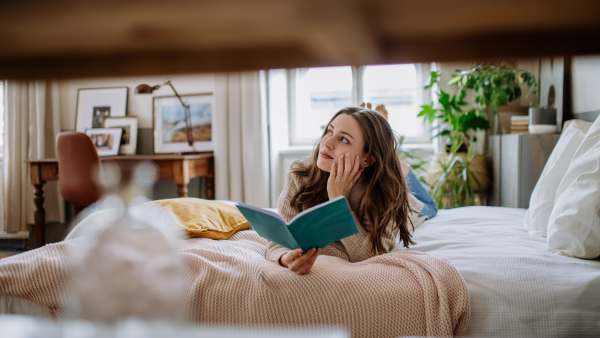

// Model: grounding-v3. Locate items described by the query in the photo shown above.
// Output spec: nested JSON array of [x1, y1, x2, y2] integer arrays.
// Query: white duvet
[[401, 206, 600, 338]]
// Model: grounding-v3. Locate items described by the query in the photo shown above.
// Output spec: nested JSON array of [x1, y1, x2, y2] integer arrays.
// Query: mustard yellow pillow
[[151, 198, 250, 240]]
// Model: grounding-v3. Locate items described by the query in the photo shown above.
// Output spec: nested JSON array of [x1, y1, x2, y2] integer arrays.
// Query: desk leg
[[174, 159, 190, 198], [176, 184, 189, 198], [33, 183, 46, 248], [206, 157, 214, 200]]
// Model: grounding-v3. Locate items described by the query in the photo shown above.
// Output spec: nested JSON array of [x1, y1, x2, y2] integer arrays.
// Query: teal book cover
[[236, 196, 359, 252]]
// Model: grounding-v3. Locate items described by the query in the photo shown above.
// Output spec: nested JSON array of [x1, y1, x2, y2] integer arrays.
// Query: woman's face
[[317, 113, 368, 172]]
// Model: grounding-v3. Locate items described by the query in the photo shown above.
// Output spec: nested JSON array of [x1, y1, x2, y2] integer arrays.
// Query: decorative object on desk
[[529, 107, 557, 134], [510, 115, 530, 134], [540, 57, 565, 132], [85, 128, 123, 156], [75, 87, 128, 132], [102, 116, 138, 155], [152, 93, 214, 154]]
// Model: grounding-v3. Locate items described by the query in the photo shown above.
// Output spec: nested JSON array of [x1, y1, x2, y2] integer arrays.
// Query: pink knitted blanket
[[0, 231, 469, 337]]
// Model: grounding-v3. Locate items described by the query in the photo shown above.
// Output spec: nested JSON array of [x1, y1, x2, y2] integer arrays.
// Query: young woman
[[265, 106, 427, 275]]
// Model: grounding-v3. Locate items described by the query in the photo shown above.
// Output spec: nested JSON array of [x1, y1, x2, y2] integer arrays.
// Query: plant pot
[[427, 152, 490, 192]]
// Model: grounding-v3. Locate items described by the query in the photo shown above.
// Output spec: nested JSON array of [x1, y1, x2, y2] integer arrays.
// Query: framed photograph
[[75, 87, 128, 132], [102, 116, 138, 155], [539, 57, 564, 131], [85, 128, 123, 157], [153, 93, 214, 153]]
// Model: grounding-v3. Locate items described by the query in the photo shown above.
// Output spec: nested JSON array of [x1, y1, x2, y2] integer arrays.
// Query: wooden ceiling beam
[[1, 0, 600, 78]]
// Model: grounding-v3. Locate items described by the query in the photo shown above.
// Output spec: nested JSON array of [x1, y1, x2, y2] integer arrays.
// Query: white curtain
[[214, 72, 270, 207], [2, 80, 64, 233]]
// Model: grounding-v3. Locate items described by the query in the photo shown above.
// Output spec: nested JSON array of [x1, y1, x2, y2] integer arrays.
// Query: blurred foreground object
[[2, 0, 600, 78], [0, 316, 349, 338], [68, 161, 186, 322]]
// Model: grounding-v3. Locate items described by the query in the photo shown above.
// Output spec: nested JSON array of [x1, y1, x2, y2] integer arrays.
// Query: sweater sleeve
[[340, 210, 399, 263], [264, 170, 299, 263]]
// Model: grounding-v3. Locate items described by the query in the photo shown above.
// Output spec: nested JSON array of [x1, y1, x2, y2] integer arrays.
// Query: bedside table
[[489, 133, 560, 208]]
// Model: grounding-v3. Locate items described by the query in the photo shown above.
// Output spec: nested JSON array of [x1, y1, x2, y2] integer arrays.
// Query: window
[[289, 66, 353, 144], [289, 64, 430, 146], [0, 81, 3, 154]]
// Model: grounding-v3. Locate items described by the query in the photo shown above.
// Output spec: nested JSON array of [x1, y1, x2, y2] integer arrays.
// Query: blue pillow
[[405, 168, 438, 219]]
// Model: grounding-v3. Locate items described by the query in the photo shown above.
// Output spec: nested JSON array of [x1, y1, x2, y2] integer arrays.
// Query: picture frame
[[85, 128, 123, 157], [539, 57, 564, 132], [102, 116, 138, 155], [75, 87, 128, 132], [152, 93, 214, 154]]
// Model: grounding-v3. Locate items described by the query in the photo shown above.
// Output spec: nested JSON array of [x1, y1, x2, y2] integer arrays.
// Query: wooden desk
[[26, 153, 214, 248]]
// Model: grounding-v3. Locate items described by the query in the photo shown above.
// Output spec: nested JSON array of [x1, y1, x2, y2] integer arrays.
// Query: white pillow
[[524, 119, 592, 237], [547, 117, 600, 259]]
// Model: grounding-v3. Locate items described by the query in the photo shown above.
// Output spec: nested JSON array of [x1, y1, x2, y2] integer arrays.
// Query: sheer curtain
[[2, 80, 64, 234], [213, 71, 270, 207]]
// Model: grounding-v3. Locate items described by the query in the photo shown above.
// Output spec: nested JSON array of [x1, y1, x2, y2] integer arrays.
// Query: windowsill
[[0, 231, 29, 239], [279, 143, 434, 155]]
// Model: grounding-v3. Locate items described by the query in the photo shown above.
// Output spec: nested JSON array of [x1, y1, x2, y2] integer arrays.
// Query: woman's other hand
[[327, 153, 364, 200], [280, 248, 321, 275]]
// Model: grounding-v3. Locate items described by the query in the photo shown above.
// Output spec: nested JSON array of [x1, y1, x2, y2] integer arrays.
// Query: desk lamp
[[135, 78, 194, 146]]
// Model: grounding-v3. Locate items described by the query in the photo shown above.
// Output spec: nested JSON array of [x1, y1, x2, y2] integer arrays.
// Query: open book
[[236, 196, 359, 252]]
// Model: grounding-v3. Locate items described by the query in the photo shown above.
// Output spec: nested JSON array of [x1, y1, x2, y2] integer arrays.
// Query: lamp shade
[[134, 84, 155, 94]]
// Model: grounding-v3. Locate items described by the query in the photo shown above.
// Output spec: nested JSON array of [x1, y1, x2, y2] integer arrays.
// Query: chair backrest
[[56, 132, 104, 208]]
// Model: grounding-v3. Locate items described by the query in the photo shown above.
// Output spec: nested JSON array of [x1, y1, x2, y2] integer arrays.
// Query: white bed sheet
[[399, 206, 600, 338]]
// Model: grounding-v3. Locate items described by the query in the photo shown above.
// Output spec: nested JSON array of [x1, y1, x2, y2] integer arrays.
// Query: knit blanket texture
[[0, 230, 470, 338]]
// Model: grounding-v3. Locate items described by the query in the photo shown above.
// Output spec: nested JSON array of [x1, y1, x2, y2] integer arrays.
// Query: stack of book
[[510, 115, 530, 134]]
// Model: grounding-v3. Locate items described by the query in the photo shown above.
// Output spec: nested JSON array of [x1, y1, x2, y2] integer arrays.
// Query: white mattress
[[3, 206, 600, 338], [399, 206, 600, 338]]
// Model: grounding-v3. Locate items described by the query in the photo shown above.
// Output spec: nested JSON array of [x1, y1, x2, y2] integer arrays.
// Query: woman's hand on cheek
[[327, 153, 364, 200], [280, 248, 320, 275]]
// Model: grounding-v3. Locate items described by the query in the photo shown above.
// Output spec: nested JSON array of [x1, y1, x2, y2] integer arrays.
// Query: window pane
[[363, 64, 426, 141], [294, 66, 352, 141]]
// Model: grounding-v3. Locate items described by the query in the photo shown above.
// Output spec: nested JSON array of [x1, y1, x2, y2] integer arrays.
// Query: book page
[[236, 202, 286, 223], [289, 196, 345, 224]]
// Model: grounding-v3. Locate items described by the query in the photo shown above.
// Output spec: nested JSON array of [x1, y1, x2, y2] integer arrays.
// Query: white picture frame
[[75, 87, 128, 132], [152, 93, 214, 154], [102, 116, 138, 155], [85, 128, 123, 157]]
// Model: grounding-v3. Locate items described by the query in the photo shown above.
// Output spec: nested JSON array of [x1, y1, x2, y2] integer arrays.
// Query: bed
[[401, 206, 600, 337], [1, 204, 599, 337]]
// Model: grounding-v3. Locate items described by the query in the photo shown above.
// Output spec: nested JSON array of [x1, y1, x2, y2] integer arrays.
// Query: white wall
[[573, 55, 600, 114], [58, 74, 216, 131]]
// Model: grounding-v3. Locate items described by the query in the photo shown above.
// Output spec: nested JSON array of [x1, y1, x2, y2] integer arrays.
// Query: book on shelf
[[236, 196, 359, 252]]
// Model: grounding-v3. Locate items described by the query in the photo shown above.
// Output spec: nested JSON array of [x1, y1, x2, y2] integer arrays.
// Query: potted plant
[[449, 61, 538, 134], [419, 62, 537, 208]]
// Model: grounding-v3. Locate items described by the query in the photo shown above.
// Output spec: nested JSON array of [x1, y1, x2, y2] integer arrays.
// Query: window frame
[[287, 64, 432, 147]]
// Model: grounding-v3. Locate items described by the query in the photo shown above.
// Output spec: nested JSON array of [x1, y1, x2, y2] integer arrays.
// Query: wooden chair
[[56, 132, 104, 215]]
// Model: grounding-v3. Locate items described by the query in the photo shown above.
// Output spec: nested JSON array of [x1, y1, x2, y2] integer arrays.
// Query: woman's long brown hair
[[289, 107, 416, 254]]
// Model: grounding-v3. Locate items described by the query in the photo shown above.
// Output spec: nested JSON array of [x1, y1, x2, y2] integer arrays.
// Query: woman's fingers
[[344, 153, 352, 176], [329, 162, 336, 181], [337, 155, 344, 178], [288, 248, 319, 275]]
